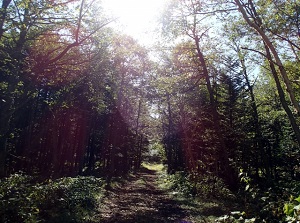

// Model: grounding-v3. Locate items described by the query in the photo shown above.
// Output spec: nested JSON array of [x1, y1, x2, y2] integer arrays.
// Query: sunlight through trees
[[0, 0, 300, 222]]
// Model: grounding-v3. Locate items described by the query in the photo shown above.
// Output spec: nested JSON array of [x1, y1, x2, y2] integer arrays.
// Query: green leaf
[[245, 184, 250, 191], [294, 195, 300, 203], [284, 203, 294, 216]]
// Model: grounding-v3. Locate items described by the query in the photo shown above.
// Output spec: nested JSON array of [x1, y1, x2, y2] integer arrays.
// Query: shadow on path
[[96, 167, 190, 223]]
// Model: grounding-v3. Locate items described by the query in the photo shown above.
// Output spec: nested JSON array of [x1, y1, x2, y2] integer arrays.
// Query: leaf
[[245, 184, 250, 191], [293, 204, 300, 214], [261, 197, 268, 202], [294, 196, 300, 203], [285, 216, 296, 222], [284, 203, 294, 216]]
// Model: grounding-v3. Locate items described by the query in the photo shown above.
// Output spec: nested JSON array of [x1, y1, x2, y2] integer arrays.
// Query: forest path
[[95, 164, 230, 223]]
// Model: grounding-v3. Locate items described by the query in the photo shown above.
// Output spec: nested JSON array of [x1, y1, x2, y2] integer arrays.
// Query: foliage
[[0, 173, 105, 223], [0, 4, 150, 178], [191, 173, 233, 200], [144, 142, 166, 163], [141, 163, 165, 172], [163, 171, 232, 200], [236, 168, 300, 222], [0, 0, 300, 222], [283, 194, 300, 222]]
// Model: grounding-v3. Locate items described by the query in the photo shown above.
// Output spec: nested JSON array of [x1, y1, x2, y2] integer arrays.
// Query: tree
[[159, 0, 237, 184], [231, 0, 300, 145], [0, 0, 113, 177]]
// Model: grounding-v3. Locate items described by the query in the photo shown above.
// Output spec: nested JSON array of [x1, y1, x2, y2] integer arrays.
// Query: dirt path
[[95, 166, 232, 223], [95, 167, 189, 223]]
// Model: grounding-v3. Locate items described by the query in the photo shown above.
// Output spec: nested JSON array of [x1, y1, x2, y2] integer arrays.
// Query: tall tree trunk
[[0, 138, 7, 177], [0, 75, 17, 177], [135, 99, 144, 169], [106, 110, 117, 187], [263, 43, 300, 146], [0, 3, 29, 177], [193, 34, 234, 184], [166, 93, 173, 173], [239, 53, 266, 179], [234, 0, 300, 115]]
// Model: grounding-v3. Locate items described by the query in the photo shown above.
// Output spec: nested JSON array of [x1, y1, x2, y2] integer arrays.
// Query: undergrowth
[[237, 175, 300, 222], [160, 171, 233, 200], [0, 172, 105, 223]]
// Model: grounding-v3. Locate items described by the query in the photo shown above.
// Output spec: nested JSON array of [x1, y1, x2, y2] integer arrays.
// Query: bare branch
[[241, 46, 281, 67], [195, 8, 238, 15], [267, 29, 300, 51], [76, 0, 85, 43], [47, 19, 115, 65]]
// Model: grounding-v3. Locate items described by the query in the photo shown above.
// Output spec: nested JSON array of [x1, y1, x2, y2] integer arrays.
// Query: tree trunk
[[264, 43, 300, 146], [166, 93, 173, 173], [193, 35, 234, 185], [0, 138, 7, 177], [239, 53, 266, 179], [234, 0, 300, 115]]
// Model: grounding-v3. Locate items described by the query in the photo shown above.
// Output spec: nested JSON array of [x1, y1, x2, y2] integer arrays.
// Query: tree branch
[[241, 46, 280, 66], [267, 29, 300, 51], [195, 8, 238, 15], [48, 18, 115, 64], [234, 0, 300, 115]]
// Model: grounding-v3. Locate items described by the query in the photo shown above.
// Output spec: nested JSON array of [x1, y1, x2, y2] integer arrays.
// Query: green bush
[[283, 195, 300, 222], [0, 173, 105, 223], [0, 172, 38, 223], [167, 171, 194, 196], [236, 172, 300, 222], [189, 172, 232, 199], [165, 171, 232, 199]]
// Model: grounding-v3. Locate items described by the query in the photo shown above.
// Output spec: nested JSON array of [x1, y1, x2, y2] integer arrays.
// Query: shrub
[[236, 172, 300, 222], [0, 173, 105, 223], [191, 173, 233, 199], [165, 171, 232, 199], [283, 195, 300, 222]]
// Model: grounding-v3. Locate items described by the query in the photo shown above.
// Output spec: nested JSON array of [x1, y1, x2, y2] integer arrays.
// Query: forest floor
[[94, 163, 239, 223]]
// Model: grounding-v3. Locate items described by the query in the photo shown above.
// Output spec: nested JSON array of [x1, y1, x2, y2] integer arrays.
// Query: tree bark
[[193, 34, 234, 184], [264, 43, 300, 146]]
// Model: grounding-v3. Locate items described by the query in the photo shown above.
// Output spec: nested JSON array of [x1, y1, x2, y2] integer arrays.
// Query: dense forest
[[0, 0, 300, 222]]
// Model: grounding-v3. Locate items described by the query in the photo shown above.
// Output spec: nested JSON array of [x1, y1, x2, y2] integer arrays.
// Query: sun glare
[[102, 0, 168, 45]]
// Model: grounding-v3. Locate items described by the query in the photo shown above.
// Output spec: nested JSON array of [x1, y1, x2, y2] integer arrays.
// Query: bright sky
[[102, 0, 168, 45]]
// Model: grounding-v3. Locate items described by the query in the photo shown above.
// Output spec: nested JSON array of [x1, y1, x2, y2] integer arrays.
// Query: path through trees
[[1, 0, 300, 221], [95, 164, 236, 223]]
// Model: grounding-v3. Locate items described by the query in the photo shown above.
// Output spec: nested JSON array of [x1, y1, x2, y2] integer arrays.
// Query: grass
[[141, 162, 164, 172], [135, 178, 147, 185], [151, 167, 240, 222]]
